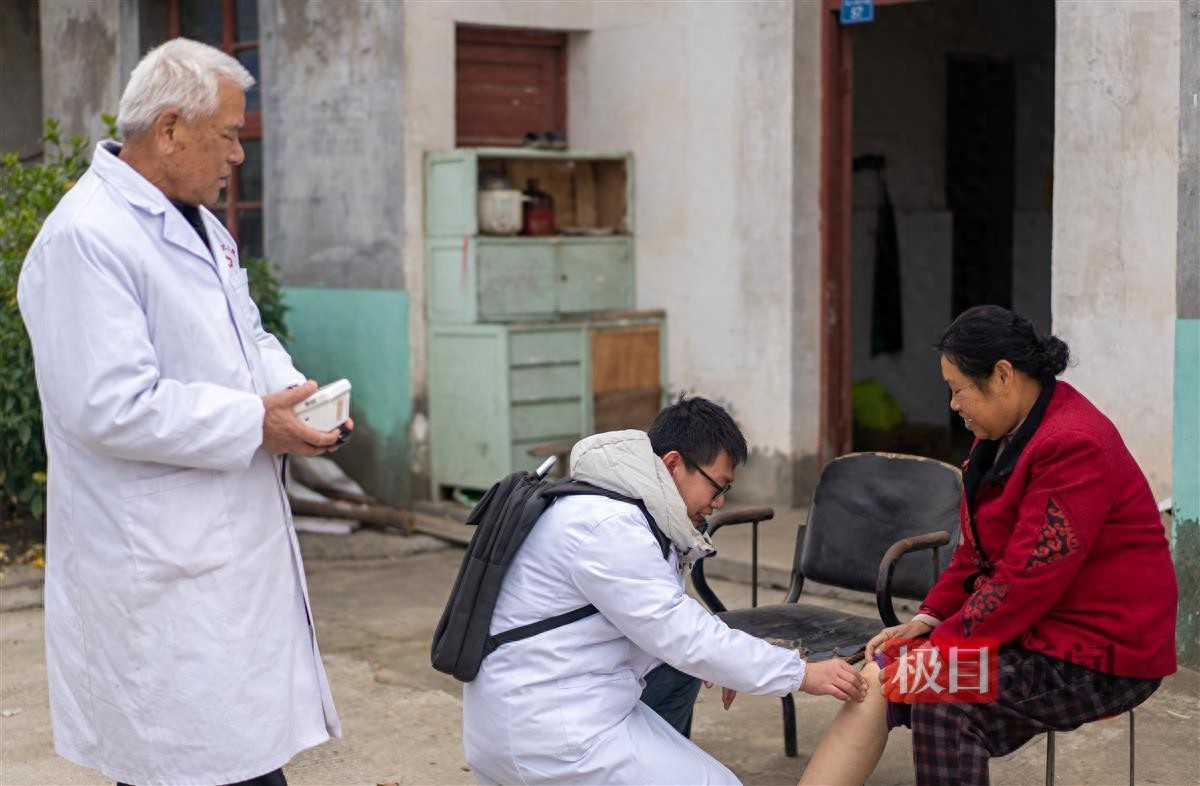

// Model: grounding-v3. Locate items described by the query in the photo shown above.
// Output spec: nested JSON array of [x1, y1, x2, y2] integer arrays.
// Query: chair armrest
[[875, 531, 951, 628], [702, 506, 775, 538], [692, 507, 776, 614]]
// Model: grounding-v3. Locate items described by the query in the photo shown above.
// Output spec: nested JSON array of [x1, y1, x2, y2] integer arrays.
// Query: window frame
[[167, 0, 262, 253]]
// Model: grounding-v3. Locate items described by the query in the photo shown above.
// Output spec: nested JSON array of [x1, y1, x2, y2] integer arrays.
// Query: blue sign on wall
[[841, 0, 875, 25]]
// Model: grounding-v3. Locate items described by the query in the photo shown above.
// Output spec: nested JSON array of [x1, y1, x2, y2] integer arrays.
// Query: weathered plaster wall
[[571, 0, 813, 504], [404, 0, 820, 504], [284, 289, 412, 505], [261, 0, 405, 289], [1, 0, 44, 159], [261, 0, 409, 501], [38, 0, 139, 147], [789, 0, 824, 503], [1172, 0, 1199, 671], [1052, 0, 1179, 498]]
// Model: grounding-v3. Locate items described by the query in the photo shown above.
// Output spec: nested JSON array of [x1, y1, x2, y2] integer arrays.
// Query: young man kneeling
[[462, 397, 866, 785]]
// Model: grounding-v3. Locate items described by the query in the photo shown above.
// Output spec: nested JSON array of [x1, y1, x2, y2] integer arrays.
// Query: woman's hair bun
[[1039, 335, 1071, 378], [938, 305, 1071, 384]]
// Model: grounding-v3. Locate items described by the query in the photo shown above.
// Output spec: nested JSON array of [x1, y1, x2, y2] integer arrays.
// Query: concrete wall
[[261, 0, 405, 289], [284, 289, 412, 504], [1052, 1, 1180, 499], [789, 0, 824, 503], [849, 0, 1055, 428], [38, 0, 139, 148], [405, 0, 822, 504], [571, 0, 820, 504], [260, 0, 409, 503], [1, 0, 44, 159], [1172, 0, 1199, 670]]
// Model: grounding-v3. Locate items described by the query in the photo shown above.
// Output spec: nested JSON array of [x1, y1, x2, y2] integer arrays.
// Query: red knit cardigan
[[921, 381, 1178, 679]]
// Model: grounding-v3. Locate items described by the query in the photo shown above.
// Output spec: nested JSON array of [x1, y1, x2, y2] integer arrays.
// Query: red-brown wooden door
[[456, 26, 567, 147]]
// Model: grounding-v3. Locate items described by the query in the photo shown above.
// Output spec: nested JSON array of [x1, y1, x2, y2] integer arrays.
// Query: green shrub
[[243, 256, 291, 342], [1, 118, 289, 524], [1, 119, 100, 522]]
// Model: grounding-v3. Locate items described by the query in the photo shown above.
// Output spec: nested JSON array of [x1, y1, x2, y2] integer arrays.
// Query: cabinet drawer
[[510, 399, 585, 441], [510, 363, 583, 402], [509, 329, 583, 366]]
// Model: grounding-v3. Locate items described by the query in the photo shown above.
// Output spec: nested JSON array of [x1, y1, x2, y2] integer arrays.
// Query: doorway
[[820, 0, 1055, 465]]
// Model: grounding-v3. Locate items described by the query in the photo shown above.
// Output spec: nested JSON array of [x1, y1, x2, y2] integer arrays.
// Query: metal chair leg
[[782, 694, 797, 757], [1129, 709, 1135, 786], [1044, 710, 1134, 786], [1045, 730, 1055, 786]]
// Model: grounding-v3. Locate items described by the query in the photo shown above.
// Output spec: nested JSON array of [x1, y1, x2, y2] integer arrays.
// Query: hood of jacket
[[569, 430, 715, 568]]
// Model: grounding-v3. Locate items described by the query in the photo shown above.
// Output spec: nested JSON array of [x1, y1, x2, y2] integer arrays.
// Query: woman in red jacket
[[800, 305, 1177, 786]]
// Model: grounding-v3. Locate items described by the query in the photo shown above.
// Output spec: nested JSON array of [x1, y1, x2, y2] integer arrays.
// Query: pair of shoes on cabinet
[[521, 130, 567, 150]]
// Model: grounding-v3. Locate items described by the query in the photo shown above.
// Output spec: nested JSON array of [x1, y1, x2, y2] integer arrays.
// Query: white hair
[[118, 38, 254, 138]]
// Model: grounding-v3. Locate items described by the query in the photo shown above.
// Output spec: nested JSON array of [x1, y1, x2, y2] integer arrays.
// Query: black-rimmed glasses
[[694, 464, 733, 503]]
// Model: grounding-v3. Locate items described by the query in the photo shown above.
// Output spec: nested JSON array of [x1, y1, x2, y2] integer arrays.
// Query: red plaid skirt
[[875, 645, 1160, 786]]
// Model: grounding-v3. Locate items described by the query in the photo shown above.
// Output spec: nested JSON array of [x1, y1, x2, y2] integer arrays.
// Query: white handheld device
[[293, 378, 352, 432]]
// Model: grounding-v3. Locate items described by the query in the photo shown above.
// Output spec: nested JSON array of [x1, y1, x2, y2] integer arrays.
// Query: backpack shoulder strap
[[483, 603, 598, 656], [542, 480, 671, 561]]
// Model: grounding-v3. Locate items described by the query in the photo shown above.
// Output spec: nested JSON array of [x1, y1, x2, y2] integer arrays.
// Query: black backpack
[[430, 465, 669, 682]]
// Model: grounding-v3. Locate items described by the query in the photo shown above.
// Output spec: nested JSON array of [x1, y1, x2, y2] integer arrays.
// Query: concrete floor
[[2, 526, 1198, 786]]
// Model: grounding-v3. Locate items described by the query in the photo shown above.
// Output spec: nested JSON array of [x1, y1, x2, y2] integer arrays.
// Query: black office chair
[[693, 452, 963, 757]]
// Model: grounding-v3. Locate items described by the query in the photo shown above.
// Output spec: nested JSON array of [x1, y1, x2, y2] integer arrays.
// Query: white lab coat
[[462, 492, 806, 785], [17, 142, 339, 786]]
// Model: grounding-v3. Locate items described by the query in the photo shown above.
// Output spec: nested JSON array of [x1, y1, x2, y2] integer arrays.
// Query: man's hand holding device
[[262, 379, 354, 456]]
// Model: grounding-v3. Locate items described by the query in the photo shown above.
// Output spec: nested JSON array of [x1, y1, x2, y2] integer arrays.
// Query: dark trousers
[[640, 662, 702, 738], [119, 768, 286, 786], [909, 648, 1160, 786]]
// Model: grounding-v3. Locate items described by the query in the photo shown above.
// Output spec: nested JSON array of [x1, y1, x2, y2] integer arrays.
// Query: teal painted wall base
[[283, 288, 411, 505], [1172, 319, 1200, 669]]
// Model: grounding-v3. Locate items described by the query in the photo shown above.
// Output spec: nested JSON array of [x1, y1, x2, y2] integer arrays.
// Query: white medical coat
[[17, 142, 338, 786], [462, 494, 806, 785]]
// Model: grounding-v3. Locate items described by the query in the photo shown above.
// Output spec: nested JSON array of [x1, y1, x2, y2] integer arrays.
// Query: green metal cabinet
[[428, 315, 666, 495], [424, 148, 636, 322], [425, 148, 658, 495], [426, 236, 634, 323]]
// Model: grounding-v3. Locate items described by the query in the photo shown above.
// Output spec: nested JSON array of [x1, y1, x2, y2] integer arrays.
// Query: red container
[[521, 179, 556, 236]]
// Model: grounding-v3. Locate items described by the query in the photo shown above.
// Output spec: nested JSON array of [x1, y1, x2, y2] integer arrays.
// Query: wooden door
[[456, 26, 567, 147]]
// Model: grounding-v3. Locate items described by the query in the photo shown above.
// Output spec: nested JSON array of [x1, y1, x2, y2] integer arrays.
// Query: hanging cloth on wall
[[871, 169, 904, 356]]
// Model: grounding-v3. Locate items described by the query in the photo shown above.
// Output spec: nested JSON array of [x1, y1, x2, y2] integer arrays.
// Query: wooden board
[[591, 325, 660, 392], [591, 324, 661, 431], [573, 161, 598, 227], [595, 160, 628, 233], [593, 388, 662, 433]]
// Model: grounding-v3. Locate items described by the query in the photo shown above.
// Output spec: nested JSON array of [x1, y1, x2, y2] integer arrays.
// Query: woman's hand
[[864, 620, 934, 661], [800, 659, 868, 702]]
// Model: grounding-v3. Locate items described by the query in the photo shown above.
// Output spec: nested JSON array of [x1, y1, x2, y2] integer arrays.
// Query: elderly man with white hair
[[18, 38, 348, 786]]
